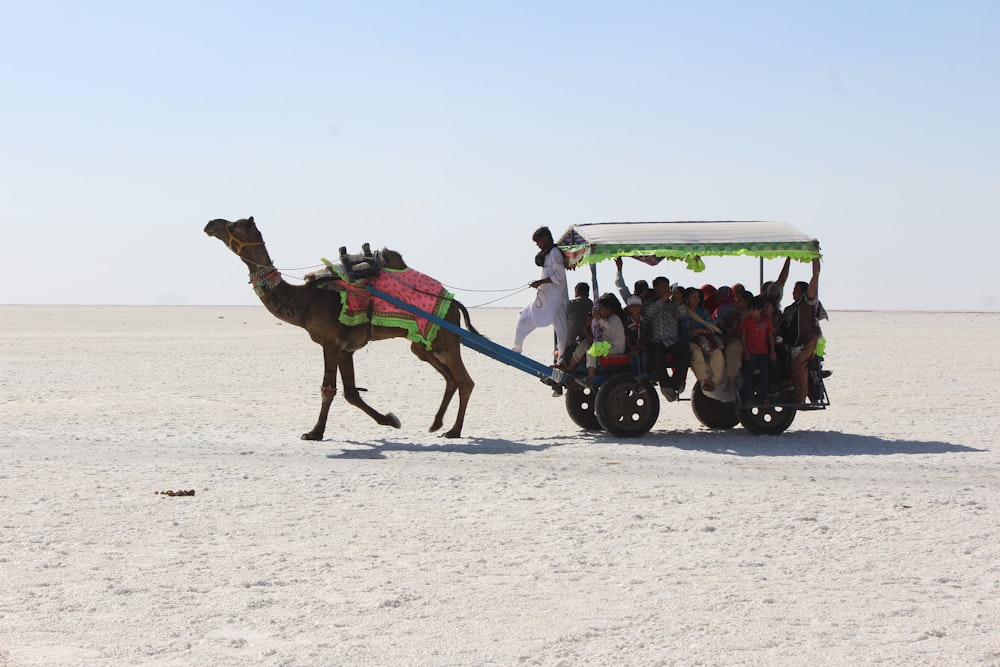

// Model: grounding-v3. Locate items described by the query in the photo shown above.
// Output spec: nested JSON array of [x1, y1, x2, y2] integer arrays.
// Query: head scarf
[[700, 284, 719, 317]]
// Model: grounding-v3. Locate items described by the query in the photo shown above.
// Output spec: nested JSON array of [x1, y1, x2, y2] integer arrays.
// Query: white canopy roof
[[555, 220, 821, 270]]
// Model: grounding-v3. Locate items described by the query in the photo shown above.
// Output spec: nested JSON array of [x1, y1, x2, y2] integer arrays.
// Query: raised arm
[[807, 258, 820, 300], [775, 257, 791, 287], [613, 256, 631, 301]]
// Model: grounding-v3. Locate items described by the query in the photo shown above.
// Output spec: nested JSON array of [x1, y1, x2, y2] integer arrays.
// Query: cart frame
[[370, 220, 828, 438]]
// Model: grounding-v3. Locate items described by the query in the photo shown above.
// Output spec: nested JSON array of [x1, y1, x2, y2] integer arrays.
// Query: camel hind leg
[[338, 351, 402, 429], [411, 342, 456, 433], [412, 338, 474, 438]]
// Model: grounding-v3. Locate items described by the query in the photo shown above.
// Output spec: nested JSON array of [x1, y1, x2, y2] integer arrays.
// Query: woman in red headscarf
[[700, 284, 719, 318]]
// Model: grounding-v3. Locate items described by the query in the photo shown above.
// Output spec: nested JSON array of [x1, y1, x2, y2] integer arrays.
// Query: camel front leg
[[338, 352, 402, 429], [301, 345, 340, 441]]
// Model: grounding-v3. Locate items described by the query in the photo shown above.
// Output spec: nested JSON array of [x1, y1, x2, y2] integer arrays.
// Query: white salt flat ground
[[1, 306, 998, 666]]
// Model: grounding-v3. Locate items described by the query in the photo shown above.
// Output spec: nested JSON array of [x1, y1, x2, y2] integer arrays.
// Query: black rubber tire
[[690, 381, 739, 429], [565, 385, 602, 431], [594, 375, 660, 438], [738, 401, 797, 435]]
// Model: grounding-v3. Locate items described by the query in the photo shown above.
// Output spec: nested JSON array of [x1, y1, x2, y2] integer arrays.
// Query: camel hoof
[[428, 419, 443, 433], [301, 431, 323, 441], [441, 429, 462, 439], [385, 412, 401, 429]]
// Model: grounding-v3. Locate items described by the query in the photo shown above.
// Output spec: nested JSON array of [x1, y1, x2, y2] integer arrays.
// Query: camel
[[204, 216, 476, 439]]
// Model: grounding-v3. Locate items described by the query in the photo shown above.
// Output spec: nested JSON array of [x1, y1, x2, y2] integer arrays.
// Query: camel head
[[204, 216, 274, 271]]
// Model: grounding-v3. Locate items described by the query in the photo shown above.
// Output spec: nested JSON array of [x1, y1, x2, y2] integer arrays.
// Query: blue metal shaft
[[364, 286, 568, 386]]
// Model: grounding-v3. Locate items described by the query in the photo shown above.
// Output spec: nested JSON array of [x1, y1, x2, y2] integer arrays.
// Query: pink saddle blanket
[[337, 269, 453, 349]]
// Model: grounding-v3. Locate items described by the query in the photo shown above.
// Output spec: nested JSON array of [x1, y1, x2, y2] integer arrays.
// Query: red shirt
[[741, 316, 772, 355]]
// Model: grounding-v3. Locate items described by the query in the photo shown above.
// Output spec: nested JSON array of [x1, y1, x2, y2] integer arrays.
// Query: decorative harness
[[249, 266, 282, 297], [223, 230, 279, 297]]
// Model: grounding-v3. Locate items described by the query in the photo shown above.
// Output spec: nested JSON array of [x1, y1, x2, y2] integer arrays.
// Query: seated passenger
[[623, 295, 652, 386], [552, 281, 593, 396], [787, 259, 825, 403], [741, 297, 777, 403], [713, 285, 736, 319], [568, 293, 626, 388], [645, 277, 691, 401], [613, 257, 653, 305], [670, 282, 686, 305], [683, 287, 725, 392], [701, 284, 719, 316], [767, 256, 792, 311], [762, 298, 784, 381], [561, 282, 594, 365], [719, 289, 750, 391]]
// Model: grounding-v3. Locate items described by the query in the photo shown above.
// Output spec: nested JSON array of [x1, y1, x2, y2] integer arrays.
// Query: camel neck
[[254, 278, 310, 328]]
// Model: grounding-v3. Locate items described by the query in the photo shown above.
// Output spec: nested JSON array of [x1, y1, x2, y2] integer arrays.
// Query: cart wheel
[[738, 400, 797, 435], [595, 375, 660, 437], [565, 385, 602, 431], [690, 381, 739, 429]]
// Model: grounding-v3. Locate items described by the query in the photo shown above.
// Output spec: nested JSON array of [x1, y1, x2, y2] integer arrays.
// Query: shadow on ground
[[635, 429, 986, 456], [327, 436, 568, 459], [327, 430, 984, 459]]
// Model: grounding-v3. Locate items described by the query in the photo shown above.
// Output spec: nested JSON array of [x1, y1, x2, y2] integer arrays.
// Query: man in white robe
[[513, 226, 570, 362]]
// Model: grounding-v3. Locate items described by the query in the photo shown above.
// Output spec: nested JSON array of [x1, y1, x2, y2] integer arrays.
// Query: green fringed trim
[[562, 244, 822, 269], [320, 259, 451, 349], [684, 255, 706, 272], [588, 340, 612, 357]]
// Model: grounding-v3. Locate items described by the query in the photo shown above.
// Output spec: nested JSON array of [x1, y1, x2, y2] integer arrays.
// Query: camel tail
[[453, 300, 481, 336]]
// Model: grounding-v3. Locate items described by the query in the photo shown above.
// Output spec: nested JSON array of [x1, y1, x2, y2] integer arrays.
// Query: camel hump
[[380, 248, 407, 269]]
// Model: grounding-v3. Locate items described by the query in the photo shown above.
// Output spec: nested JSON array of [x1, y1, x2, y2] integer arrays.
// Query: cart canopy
[[555, 221, 821, 272]]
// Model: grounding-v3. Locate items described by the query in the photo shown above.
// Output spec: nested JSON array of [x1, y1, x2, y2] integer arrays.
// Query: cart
[[369, 220, 828, 438]]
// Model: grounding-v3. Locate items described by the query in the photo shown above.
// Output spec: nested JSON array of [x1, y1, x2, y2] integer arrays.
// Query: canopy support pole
[[590, 264, 599, 308]]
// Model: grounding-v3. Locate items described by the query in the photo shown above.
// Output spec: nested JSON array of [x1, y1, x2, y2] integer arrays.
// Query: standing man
[[513, 226, 570, 363]]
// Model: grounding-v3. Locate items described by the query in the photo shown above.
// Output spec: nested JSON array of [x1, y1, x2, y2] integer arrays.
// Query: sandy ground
[[1, 305, 999, 666]]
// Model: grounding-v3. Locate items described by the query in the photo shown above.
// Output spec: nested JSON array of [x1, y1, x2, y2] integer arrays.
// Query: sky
[[2, 1, 999, 310]]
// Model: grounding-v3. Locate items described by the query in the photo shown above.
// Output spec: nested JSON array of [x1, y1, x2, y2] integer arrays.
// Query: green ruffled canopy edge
[[560, 243, 822, 273]]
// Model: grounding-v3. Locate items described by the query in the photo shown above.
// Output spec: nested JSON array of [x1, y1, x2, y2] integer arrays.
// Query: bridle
[[225, 229, 265, 256], [223, 228, 274, 274]]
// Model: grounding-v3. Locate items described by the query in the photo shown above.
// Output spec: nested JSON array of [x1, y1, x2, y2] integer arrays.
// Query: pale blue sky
[[2, 1, 998, 309]]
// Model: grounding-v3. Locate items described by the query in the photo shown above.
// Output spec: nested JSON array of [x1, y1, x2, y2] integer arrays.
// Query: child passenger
[[741, 297, 777, 403], [569, 293, 626, 389], [623, 295, 651, 388]]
